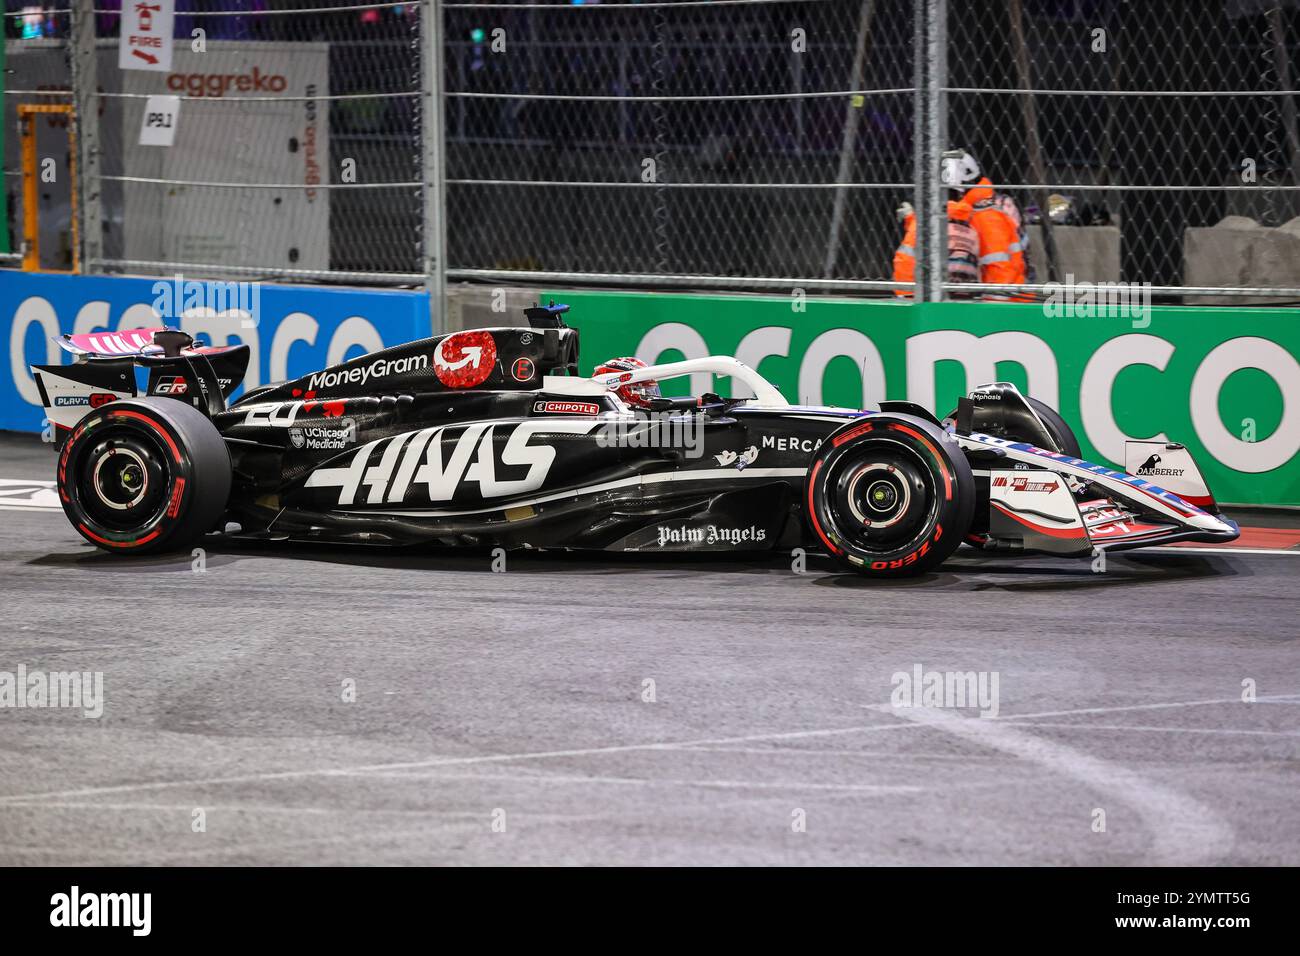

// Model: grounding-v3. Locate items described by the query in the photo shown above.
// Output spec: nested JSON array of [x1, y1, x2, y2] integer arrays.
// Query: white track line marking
[[0, 721, 930, 806], [868, 697, 1205, 719], [2, 802, 337, 815], [979, 695, 1295, 722], [0, 801, 604, 819], [350, 770, 924, 794], [1008, 722, 1299, 738], [883, 705, 1234, 865], [0, 478, 60, 511], [2, 696, 1292, 808], [673, 746, 1014, 760]]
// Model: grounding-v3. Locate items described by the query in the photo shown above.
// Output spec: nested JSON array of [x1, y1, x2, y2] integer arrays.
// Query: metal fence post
[[913, 0, 945, 302], [823, 0, 875, 279], [70, 0, 101, 273], [422, 0, 448, 333], [1007, 0, 1059, 283]]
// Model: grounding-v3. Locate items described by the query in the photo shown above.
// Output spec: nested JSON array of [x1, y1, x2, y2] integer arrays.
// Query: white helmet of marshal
[[940, 148, 981, 192]]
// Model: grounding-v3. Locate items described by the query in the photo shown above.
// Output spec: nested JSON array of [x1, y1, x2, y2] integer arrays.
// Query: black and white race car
[[32, 303, 1239, 576]]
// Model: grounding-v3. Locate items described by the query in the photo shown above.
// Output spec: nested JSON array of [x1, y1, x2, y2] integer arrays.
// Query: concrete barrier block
[[445, 283, 545, 331], [1027, 225, 1121, 284], [1185, 216, 1300, 304]]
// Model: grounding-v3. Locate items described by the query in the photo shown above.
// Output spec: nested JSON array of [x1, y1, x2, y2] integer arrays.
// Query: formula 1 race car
[[32, 304, 1239, 576]]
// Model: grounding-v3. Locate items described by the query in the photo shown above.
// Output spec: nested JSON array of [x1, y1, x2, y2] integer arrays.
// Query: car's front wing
[[956, 432, 1240, 554]]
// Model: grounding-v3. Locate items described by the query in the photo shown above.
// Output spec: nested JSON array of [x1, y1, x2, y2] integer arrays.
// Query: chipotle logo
[[533, 401, 600, 416], [167, 67, 288, 98]]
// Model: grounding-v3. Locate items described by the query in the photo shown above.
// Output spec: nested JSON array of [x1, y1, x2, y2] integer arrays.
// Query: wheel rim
[[828, 440, 937, 554], [77, 432, 170, 531]]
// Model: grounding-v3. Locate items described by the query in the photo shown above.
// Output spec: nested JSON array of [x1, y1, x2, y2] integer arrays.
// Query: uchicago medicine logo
[[289, 418, 356, 451]]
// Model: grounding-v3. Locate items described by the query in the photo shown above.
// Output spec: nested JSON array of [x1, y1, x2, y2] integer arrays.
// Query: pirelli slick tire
[[805, 414, 974, 577], [57, 398, 231, 555], [1025, 396, 1082, 458]]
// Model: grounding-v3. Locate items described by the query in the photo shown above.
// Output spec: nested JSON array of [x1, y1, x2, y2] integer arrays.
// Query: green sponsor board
[[545, 290, 1300, 506]]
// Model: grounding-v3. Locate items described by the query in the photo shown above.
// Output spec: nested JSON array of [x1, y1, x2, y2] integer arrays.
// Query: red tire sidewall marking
[[77, 523, 160, 550], [108, 409, 183, 464], [806, 458, 842, 556], [812, 422, 953, 572], [887, 422, 952, 500], [831, 419, 874, 448], [60, 407, 191, 550]]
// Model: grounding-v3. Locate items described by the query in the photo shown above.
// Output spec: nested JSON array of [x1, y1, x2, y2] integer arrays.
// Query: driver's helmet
[[940, 148, 981, 192], [594, 356, 662, 408]]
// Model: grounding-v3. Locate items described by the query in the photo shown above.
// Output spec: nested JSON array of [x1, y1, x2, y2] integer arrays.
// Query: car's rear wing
[[31, 327, 250, 443]]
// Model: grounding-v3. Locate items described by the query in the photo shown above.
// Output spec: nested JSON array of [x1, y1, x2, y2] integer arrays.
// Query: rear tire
[[57, 398, 231, 555], [805, 415, 974, 576]]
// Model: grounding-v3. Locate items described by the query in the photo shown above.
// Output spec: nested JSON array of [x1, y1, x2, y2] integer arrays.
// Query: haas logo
[[305, 420, 597, 506]]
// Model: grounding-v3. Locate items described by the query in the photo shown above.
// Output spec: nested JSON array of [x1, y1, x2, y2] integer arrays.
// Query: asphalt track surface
[[0, 432, 1296, 866]]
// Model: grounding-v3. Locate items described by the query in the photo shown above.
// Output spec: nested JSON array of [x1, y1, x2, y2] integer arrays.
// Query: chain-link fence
[[949, 0, 1300, 302], [4, 0, 426, 282], [5, 0, 1300, 300], [443, 0, 913, 291]]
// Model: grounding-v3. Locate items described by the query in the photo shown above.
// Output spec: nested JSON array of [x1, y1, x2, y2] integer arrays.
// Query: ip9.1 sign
[[138, 95, 181, 147]]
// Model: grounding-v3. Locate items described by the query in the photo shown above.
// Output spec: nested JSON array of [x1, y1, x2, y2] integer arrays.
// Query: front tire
[[1025, 396, 1082, 458], [966, 397, 1082, 550], [57, 398, 231, 555], [805, 415, 974, 576]]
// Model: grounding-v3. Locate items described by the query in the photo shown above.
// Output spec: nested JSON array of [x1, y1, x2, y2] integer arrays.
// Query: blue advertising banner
[[1, 272, 431, 433]]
